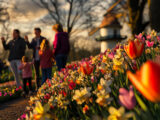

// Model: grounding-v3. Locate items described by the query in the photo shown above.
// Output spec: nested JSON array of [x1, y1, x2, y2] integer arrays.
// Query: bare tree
[[32, 0, 107, 37], [0, 0, 10, 60], [89, 0, 150, 36], [0, 0, 10, 39]]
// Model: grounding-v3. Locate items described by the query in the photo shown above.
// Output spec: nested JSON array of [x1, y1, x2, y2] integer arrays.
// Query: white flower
[[73, 87, 91, 104]]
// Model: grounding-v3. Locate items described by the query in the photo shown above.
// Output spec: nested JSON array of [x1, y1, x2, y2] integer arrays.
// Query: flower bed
[[21, 31, 160, 120], [0, 69, 14, 84], [0, 86, 22, 103]]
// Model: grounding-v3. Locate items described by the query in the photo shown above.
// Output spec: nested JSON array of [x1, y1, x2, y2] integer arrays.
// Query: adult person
[[25, 28, 45, 89], [1, 29, 26, 87], [52, 24, 70, 71]]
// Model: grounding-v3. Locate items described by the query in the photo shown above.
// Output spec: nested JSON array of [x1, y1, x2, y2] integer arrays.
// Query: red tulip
[[80, 62, 93, 75], [127, 61, 160, 102], [69, 81, 76, 90], [134, 39, 144, 57], [124, 40, 144, 59]]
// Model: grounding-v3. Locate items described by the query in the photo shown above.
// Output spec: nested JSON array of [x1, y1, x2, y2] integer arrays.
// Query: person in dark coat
[[1, 29, 26, 87], [25, 28, 45, 89], [52, 24, 70, 71]]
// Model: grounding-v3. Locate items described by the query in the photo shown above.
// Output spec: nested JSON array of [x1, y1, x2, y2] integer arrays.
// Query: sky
[[0, 0, 137, 55]]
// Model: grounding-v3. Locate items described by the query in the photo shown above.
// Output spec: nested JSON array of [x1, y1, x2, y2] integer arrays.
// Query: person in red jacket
[[52, 24, 70, 71], [39, 39, 53, 85]]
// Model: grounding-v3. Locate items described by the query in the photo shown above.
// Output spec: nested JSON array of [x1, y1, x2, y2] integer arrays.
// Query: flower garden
[[17, 30, 160, 120], [0, 86, 22, 103]]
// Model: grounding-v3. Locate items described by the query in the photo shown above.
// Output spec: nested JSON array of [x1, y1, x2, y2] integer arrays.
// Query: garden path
[[0, 97, 29, 120]]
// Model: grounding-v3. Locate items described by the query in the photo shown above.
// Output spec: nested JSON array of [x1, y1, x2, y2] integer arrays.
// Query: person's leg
[[28, 77, 33, 91], [23, 78, 27, 94], [47, 68, 52, 80], [41, 68, 47, 85], [9, 60, 21, 87], [62, 55, 67, 68], [16, 60, 22, 86], [55, 55, 63, 71], [34, 60, 40, 89]]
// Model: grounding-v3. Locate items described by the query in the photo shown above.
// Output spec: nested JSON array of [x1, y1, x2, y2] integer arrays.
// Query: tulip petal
[[127, 62, 160, 102], [128, 72, 154, 102]]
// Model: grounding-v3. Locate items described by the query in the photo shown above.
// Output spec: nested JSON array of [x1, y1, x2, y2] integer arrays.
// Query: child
[[39, 39, 53, 85], [19, 56, 33, 95]]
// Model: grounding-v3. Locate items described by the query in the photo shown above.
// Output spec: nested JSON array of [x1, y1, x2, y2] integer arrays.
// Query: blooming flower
[[135, 33, 145, 41], [80, 62, 93, 75], [127, 61, 160, 102], [124, 39, 144, 59], [119, 86, 136, 109], [83, 105, 89, 114], [108, 52, 114, 59], [113, 49, 124, 72], [69, 81, 76, 90], [33, 101, 51, 120], [72, 87, 91, 104], [108, 106, 135, 120], [146, 40, 154, 47]]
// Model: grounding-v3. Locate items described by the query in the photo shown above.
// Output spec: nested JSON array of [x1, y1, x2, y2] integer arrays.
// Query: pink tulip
[[135, 33, 145, 41], [146, 40, 154, 47], [119, 86, 136, 109], [0, 92, 2, 96], [157, 36, 160, 41], [146, 35, 151, 40], [108, 52, 114, 59]]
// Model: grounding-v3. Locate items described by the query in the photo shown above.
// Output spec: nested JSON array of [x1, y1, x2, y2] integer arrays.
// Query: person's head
[[13, 29, 20, 39], [22, 56, 28, 63], [52, 24, 63, 33], [34, 27, 41, 38]]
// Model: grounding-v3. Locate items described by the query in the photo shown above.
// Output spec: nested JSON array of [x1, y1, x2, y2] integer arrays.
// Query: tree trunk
[[128, 0, 149, 35], [150, 0, 160, 32]]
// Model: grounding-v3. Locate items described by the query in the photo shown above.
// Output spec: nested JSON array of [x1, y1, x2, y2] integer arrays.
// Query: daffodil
[[33, 101, 51, 120], [108, 106, 135, 120], [72, 87, 91, 104]]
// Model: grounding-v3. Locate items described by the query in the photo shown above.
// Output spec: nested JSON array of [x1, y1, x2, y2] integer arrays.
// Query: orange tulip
[[124, 40, 144, 59], [80, 62, 93, 75], [127, 61, 160, 102]]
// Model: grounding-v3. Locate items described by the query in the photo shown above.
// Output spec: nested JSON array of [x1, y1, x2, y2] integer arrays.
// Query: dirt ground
[[0, 97, 29, 120]]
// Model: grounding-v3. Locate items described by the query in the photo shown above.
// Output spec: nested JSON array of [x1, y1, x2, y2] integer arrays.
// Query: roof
[[99, 13, 122, 28]]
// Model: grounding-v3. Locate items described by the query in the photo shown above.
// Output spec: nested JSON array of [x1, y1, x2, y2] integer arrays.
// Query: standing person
[[19, 56, 33, 96], [39, 39, 53, 85], [1, 29, 26, 87], [25, 28, 45, 89], [52, 24, 70, 71]]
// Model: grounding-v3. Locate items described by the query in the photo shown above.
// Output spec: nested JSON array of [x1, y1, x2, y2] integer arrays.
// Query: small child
[[39, 39, 53, 85], [19, 56, 33, 95]]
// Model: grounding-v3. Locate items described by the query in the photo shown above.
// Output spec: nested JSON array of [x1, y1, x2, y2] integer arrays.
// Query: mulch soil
[[0, 97, 29, 120]]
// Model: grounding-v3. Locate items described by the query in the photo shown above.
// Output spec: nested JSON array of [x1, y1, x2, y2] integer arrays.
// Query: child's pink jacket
[[19, 62, 33, 78]]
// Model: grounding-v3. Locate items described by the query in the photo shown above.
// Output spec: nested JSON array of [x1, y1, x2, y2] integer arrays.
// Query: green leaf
[[135, 93, 148, 111]]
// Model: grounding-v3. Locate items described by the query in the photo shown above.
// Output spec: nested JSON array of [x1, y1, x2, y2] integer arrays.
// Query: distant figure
[[19, 56, 33, 96], [39, 39, 53, 85], [25, 28, 46, 89], [52, 24, 70, 71], [1, 29, 26, 87]]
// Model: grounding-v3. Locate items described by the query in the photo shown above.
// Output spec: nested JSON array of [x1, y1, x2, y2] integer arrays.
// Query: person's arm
[[25, 36, 34, 49], [1, 37, 10, 50], [29, 60, 34, 65], [53, 34, 60, 54], [18, 63, 24, 70]]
